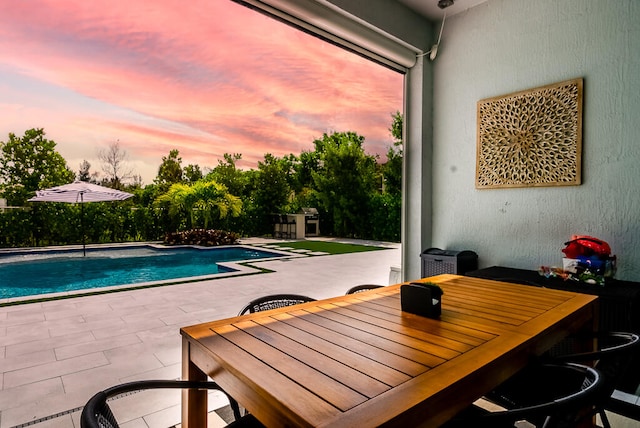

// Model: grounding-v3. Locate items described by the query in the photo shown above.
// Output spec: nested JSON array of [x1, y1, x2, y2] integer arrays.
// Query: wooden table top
[[181, 274, 598, 427]]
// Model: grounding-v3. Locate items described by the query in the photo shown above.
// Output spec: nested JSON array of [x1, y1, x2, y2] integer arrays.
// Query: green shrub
[[163, 229, 239, 246]]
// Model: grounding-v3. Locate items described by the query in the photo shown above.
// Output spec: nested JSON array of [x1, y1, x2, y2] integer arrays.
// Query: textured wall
[[431, 0, 640, 280]]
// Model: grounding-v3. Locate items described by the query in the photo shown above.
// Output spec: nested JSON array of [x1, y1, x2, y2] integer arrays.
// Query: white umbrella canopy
[[28, 181, 134, 255], [28, 180, 133, 203]]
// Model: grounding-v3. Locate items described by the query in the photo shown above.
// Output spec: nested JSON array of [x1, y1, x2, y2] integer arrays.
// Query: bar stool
[[271, 214, 283, 238], [280, 214, 296, 239]]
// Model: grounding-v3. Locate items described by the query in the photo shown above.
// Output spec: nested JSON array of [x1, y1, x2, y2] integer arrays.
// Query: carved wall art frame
[[476, 78, 583, 189]]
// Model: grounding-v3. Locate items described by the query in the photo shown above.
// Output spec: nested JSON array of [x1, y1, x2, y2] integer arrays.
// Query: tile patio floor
[[3, 239, 636, 428], [0, 238, 401, 428]]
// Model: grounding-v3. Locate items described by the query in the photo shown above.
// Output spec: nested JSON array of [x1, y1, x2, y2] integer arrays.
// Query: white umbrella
[[29, 181, 133, 203], [28, 181, 133, 255]]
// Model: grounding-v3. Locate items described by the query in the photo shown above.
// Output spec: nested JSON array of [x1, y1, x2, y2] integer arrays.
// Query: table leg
[[182, 339, 208, 428]]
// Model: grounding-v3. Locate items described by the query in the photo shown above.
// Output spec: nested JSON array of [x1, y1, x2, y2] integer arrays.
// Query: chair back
[[345, 284, 384, 294], [449, 363, 603, 428], [238, 294, 316, 315], [82, 390, 118, 428], [80, 380, 242, 428], [548, 331, 640, 411], [281, 214, 293, 224]]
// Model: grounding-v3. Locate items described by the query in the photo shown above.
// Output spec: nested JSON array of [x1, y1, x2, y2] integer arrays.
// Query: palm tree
[[155, 180, 241, 231]]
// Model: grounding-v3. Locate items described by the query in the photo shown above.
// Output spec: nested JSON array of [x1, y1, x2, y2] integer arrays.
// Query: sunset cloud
[[0, 0, 403, 183]]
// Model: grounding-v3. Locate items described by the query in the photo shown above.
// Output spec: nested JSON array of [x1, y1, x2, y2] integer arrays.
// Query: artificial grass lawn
[[269, 240, 386, 255]]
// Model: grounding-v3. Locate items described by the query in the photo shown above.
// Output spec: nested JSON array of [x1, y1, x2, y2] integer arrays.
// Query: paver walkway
[[0, 238, 400, 428]]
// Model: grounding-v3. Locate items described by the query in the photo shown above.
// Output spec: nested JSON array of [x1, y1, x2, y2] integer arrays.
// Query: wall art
[[476, 78, 583, 189]]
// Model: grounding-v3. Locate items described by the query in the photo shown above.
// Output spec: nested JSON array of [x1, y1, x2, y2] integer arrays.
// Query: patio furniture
[[28, 181, 133, 256], [544, 331, 640, 427], [345, 284, 384, 294], [181, 274, 598, 427], [238, 293, 316, 315], [446, 362, 603, 428], [467, 265, 640, 415], [80, 380, 261, 428], [280, 214, 296, 239], [270, 214, 283, 238]]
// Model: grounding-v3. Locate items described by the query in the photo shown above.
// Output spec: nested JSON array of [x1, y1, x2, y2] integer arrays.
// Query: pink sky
[[0, 0, 404, 184]]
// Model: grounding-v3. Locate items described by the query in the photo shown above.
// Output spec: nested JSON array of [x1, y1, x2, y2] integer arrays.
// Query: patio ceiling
[[396, 0, 489, 20]]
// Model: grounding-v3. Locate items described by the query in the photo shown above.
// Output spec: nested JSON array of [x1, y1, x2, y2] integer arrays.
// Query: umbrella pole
[[81, 198, 86, 257]]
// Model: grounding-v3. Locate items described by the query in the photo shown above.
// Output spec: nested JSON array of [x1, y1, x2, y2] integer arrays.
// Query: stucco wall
[[430, 0, 640, 280]]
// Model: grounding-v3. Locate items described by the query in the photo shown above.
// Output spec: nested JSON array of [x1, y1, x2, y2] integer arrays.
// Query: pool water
[[0, 245, 286, 299]]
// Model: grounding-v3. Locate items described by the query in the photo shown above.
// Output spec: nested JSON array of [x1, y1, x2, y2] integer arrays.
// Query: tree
[[78, 160, 99, 183], [0, 128, 74, 205], [312, 131, 361, 153], [155, 149, 184, 190], [254, 153, 292, 216], [130, 174, 143, 188], [390, 110, 403, 145], [206, 153, 247, 197], [78, 160, 91, 182], [191, 180, 242, 229], [311, 131, 377, 237], [154, 180, 242, 230], [98, 141, 133, 189], [183, 163, 203, 183], [289, 151, 319, 193], [382, 111, 403, 195]]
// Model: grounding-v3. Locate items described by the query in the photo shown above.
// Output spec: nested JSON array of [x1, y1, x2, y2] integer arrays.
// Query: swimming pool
[[0, 245, 288, 300]]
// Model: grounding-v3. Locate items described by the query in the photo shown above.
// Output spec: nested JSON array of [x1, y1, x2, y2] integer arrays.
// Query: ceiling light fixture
[[438, 0, 455, 9], [419, 1, 453, 61]]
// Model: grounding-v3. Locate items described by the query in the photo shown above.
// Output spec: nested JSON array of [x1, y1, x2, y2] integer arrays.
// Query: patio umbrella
[[28, 181, 133, 255]]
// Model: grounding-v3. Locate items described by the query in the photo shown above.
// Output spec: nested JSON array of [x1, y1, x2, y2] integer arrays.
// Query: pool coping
[[0, 242, 307, 307]]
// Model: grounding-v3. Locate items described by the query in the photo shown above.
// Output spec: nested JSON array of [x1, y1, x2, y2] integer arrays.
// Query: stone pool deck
[[0, 238, 401, 428]]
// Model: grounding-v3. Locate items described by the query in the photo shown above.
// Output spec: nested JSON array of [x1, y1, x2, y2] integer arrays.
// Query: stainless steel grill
[[300, 207, 319, 236]]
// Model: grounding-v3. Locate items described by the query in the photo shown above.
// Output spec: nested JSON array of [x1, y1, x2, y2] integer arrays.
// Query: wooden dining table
[[180, 274, 598, 427]]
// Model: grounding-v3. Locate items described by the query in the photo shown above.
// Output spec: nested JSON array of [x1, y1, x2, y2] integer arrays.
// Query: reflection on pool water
[[0, 245, 287, 299]]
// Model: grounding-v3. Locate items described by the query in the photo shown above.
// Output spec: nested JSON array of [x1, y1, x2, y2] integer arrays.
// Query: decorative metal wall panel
[[476, 78, 583, 189]]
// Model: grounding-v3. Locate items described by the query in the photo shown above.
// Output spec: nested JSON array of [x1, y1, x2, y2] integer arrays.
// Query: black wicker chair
[[345, 284, 384, 294], [80, 379, 261, 428], [446, 362, 603, 428], [238, 293, 316, 315], [543, 331, 640, 427]]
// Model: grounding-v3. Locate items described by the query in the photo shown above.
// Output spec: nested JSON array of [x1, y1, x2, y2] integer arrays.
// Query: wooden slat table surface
[[180, 274, 598, 427]]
